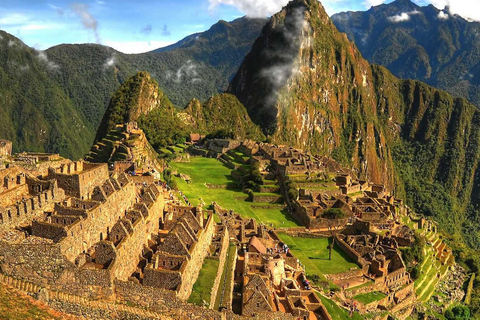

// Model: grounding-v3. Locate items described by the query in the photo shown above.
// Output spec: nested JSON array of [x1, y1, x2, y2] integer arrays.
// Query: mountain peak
[[94, 71, 173, 142]]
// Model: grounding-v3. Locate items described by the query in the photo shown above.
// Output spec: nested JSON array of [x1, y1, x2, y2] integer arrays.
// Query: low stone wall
[[259, 186, 279, 193], [251, 194, 282, 203], [206, 183, 227, 189], [334, 234, 369, 269], [326, 268, 364, 282]]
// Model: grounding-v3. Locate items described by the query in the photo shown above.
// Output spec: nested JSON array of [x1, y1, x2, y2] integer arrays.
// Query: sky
[[0, 0, 479, 54]]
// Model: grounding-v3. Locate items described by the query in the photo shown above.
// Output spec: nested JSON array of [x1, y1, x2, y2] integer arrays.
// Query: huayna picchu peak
[[0, 0, 480, 319]]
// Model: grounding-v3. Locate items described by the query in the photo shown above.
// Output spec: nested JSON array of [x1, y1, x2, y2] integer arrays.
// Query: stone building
[[47, 161, 109, 199], [237, 232, 331, 319], [0, 166, 64, 231], [334, 233, 416, 316], [142, 208, 215, 300]]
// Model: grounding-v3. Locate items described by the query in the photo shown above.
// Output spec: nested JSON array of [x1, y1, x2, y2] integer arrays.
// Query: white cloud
[[362, 0, 480, 21], [0, 13, 29, 26], [387, 10, 421, 22], [208, 0, 290, 18], [71, 3, 100, 43], [388, 12, 411, 22], [36, 50, 60, 71], [363, 0, 385, 8], [438, 10, 449, 20], [427, 0, 480, 20], [104, 40, 175, 54], [103, 53, 116, 69], [165, 60, 202, 84]]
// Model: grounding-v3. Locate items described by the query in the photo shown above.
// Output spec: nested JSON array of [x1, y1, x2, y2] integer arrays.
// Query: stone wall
[[334, 234, 369, 269], [251, 194, 282, 203], [0, 140, 12, 157], [177, 212, 216, 300], [0, 179, 64, 231], [47, 162, 109, 199], [107, 192, 164, 281], [0, 241, 113, 299]]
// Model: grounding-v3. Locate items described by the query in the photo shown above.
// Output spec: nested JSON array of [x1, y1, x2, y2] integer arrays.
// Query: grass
[[188, 258, 220, 306], [293, 181, 338, 192], [0, 284, 67, 320], [276, 233, 359, 276], [353, 291, 387, 305], [170, 157, 299, 228], [215, 243, 237, 310], [316, 292, 363, 320]]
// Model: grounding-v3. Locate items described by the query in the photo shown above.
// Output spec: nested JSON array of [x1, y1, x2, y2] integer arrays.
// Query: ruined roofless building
[[0, 140, 12, 157]]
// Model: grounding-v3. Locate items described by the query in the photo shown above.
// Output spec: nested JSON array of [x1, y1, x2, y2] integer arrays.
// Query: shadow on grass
[[280, 208, 301, 225]]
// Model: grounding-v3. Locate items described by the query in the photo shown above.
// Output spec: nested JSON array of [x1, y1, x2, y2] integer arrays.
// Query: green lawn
[[277, 233, 359, 276], [316, 293, 364, 320], [0, 284, 64, 320], [188, 258, 220, 306], [170, 157, 299, 228], [353, 291, 387, 305], [215, 243, 237, 310]]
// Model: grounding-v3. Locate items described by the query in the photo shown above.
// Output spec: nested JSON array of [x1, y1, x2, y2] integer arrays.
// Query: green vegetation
[[401, 234, 426, 280], [215, 243, 236, 310], [0, 31, 92, 159], [0, 284, 64, 320], [170, 157, 299, 228], [188, 258, 220, 306], [332, 1, 480, 111], [444, 305, 471, 320], [316, 293, 363, 320], [276, 233, 358, 276], [183, 94, 265, 141], [353, 291, 387, 305], [322, 208, 345, 219]]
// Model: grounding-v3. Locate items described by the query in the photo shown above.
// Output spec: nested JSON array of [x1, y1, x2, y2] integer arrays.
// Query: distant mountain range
[[0, 17, 267, 159], [332, 0, 480, 110]]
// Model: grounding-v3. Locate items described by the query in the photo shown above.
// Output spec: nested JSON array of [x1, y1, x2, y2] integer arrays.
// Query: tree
[[445, 305, 470, 320], [322, 208, 345, 219]]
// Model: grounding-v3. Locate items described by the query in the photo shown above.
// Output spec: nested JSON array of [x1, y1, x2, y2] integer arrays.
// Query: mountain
[[95, 71, 171, 142], [228, 0, 480, 267], [45, 15, 267, 126], [179, 94, 265, 141], [0, 31, 91, 159], [92, 71, 263, 154], [331, 0, 480, 110], [0, 17, 266, 159]]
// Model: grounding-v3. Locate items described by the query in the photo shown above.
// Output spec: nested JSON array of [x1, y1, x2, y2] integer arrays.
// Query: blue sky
[[0, 0, 475, 54]]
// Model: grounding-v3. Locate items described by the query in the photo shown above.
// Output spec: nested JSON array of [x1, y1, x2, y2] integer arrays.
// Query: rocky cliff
[[228, 0, 397, 187]]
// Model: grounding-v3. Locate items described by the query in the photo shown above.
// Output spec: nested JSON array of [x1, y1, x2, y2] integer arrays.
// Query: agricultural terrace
[[169, 157, 299, 228]]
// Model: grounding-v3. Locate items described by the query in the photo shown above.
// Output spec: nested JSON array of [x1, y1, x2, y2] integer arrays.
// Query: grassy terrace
[[170, 157, 299, 228], [316, 293, 363, 320], [353, 291, 387, 305], [276, 233, 359, 276], [188, 258, 220, 306], [0, 284, 67, 320], [215, 243, 237, 310], [293, 181, 338, 192]]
